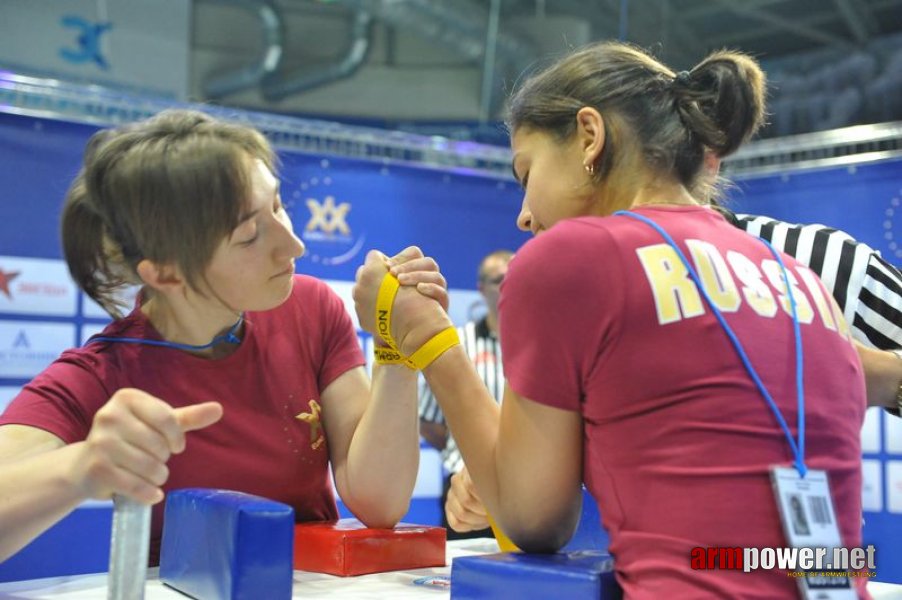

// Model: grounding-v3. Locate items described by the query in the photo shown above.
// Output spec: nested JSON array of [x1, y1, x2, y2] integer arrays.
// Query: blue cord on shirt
[[88, 313, 244, 352], [614, 210, 807, 477]]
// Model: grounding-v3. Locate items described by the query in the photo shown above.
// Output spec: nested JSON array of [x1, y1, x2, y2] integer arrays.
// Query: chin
[[247, 277, 295, 313]]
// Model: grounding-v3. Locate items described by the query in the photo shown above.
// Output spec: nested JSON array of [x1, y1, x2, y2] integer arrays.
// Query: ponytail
[[60, 174, 135, 319], [672, 50, 767, 158]]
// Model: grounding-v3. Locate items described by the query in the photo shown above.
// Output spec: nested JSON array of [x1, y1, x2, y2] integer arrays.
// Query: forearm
[[422, 347, 582, 550], [420, 349, 505, 519], [0, 443, 90, 562], [339, 364, 420, 528], [857, 343, 902, 409]]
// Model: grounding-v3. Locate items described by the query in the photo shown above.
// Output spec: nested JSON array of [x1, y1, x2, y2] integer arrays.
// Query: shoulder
[[283, 275, 347, 312], [505, 218, 616, 301], [272, 275, 354, 333], [515, 217, 611, 265]]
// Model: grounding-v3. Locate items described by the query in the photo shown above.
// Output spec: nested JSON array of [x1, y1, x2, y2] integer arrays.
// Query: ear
[[575, 107, 605, 168], [136, 259, 184, 293]]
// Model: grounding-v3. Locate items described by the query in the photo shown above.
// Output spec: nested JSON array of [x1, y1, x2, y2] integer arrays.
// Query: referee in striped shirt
[[419, 249, 511, 539], [721, 209, 902, 351], [721, 208, 902, 414]]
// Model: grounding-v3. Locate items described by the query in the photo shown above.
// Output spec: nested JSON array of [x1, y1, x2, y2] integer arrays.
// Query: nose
[[516, 197, 532, 232], [276, 211, 305, 259]]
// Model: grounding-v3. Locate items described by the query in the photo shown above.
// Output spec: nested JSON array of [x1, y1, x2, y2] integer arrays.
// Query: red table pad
[[293, 519, 446, 576]]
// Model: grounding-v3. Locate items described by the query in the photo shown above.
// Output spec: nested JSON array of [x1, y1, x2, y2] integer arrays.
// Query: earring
[[584, 162, 595, 176]]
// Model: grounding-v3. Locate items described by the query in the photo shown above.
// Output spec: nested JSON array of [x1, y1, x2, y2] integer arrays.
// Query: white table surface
[[2, 539, 901, 599], [0, 539, 495, 600]]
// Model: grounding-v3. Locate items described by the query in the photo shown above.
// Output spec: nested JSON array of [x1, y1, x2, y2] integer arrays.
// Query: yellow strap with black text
[[373, 272, 459, 370]]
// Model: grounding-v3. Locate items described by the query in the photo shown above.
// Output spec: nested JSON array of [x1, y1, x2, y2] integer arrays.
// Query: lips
[[273, 264, 295, 279]]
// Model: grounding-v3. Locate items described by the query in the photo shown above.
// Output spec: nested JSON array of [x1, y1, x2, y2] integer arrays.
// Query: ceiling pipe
[[202, 0, 284, 99], [318, 0, 538, 119], [478, 0, 502, 124], [262, 9, 373, 102]]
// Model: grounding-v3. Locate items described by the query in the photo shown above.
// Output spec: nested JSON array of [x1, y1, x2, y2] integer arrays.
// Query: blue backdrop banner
[[729, 159, 902, 583]]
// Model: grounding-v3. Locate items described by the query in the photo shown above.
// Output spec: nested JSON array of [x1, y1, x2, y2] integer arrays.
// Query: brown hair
[[61, 109, 276, 318], [507, 42, 766, 201]]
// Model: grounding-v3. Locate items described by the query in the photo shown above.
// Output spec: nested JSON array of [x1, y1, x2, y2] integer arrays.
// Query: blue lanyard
[[88, 313, 244, 352], [614, 210, 807, 477]]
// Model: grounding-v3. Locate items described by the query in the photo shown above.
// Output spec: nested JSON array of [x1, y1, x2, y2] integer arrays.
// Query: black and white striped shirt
[[419, 317, 504, 474], [727, 211, 902, 351]]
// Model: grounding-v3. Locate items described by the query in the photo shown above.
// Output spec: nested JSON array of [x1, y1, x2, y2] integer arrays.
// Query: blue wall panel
[[729, 160, 902, 583]]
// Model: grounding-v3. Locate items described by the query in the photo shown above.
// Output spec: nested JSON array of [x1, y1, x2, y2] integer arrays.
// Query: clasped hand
[[353, 246, 452, 355]]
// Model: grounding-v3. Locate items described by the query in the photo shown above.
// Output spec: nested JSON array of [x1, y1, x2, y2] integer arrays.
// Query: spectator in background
[[419, 249, 512, 538]]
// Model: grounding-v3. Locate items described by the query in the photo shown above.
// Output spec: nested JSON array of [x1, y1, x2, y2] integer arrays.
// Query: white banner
[[0, 256, 77, 317], [0, 321, 75, 378]]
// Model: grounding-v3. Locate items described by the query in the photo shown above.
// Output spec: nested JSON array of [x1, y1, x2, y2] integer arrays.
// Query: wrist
[[399, 317, 453, 356], [892, 349, 902, 413]]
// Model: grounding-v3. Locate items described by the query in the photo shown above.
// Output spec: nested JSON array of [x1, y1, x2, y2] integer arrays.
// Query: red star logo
[[0, 269, 21, 299]]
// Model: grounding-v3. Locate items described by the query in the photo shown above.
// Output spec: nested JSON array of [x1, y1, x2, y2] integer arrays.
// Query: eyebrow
[[234, 182, 280, 226], [236, 209, 259, 226]]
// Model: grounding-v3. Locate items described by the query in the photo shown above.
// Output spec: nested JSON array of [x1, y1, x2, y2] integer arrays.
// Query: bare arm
[[323, 247, 449, 528], [0, 390, 222, 562], [856, 342, 902, 409], [353, 250, 583, 550], [421, 347, 583, 551], [322, 364, 420, 528], [0, 426, 85, 562]]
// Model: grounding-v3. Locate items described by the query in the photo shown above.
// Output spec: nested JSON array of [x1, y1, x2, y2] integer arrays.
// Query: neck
[[629, 181, 700, 209], [141, 292, 243, 358]]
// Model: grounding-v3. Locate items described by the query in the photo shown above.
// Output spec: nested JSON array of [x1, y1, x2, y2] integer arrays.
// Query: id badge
[[770, 467, 855, 600]]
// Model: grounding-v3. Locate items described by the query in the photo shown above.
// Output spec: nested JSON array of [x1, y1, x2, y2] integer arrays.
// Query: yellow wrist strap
[[375, 272, 402, 351], [374, 273, 417, 368], [407, 326, 460, 370], [373, 346, 410, 366], [373, 272, 459, 370]]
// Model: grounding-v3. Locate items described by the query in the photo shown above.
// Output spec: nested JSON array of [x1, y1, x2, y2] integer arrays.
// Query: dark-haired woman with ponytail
[[0, 110, 445, 565], [352, 42, 869, 598]]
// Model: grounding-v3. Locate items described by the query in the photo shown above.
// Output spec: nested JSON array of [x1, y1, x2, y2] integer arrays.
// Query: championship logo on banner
[[0, 256, 77, 317], [0, 321, 75, 378], [288, 159, 366, 267]]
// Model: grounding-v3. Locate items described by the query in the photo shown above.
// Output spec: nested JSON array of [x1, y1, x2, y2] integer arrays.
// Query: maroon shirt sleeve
[[0, 351, 111, 443], [499, 221, 619, 412], [313, 279, 366, 392]]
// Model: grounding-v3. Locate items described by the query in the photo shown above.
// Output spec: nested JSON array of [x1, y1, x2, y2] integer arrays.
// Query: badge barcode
[[808, 495, 832, 525]]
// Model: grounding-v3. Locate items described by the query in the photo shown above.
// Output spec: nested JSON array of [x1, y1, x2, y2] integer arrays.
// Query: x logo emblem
[[305, 196, 351, 236]]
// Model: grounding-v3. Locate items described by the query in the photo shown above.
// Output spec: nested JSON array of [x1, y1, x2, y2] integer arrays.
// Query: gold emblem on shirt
[[296, 399, 325, 450]]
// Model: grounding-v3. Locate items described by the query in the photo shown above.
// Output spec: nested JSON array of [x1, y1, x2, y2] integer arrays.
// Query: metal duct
[[313, 0, 538, 117], [202, 0, 284, 99], [262, 9, 373, 102]]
